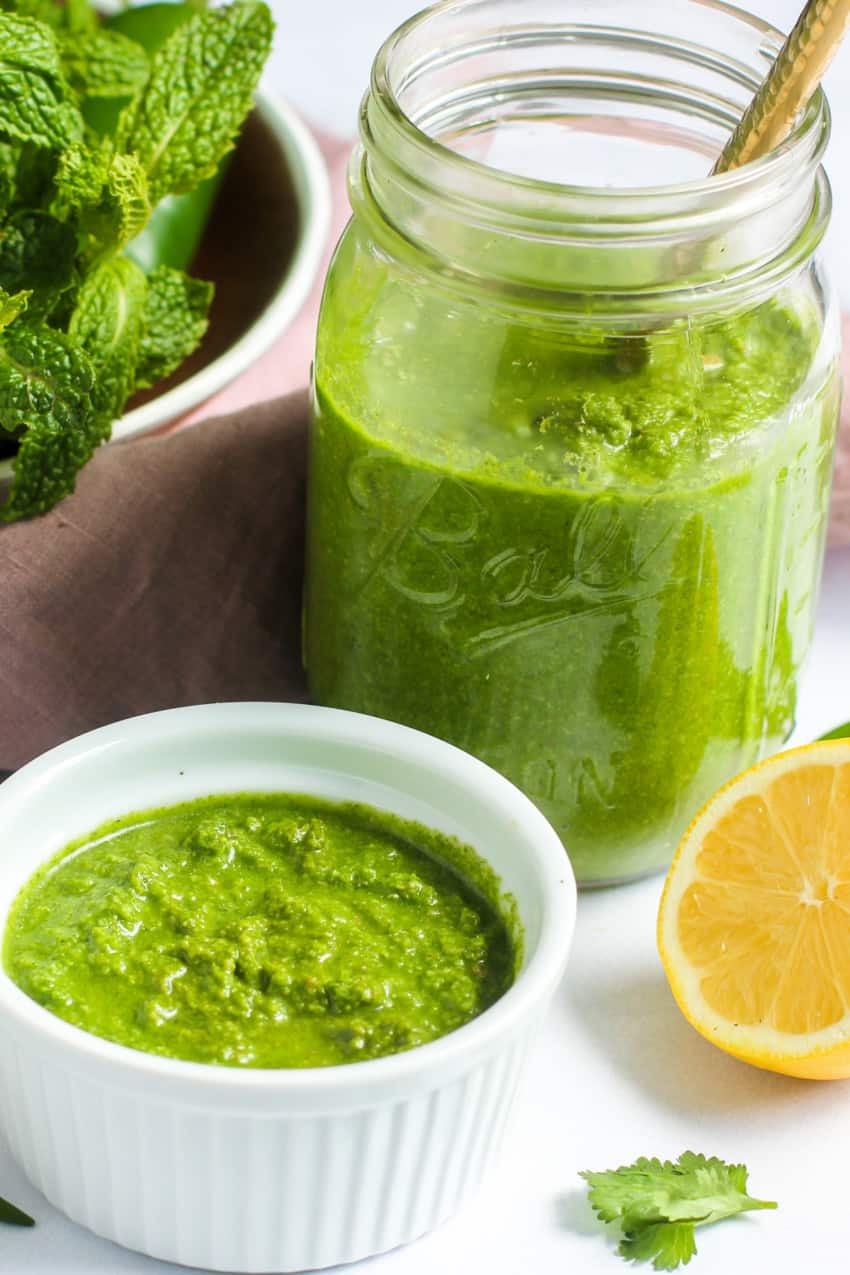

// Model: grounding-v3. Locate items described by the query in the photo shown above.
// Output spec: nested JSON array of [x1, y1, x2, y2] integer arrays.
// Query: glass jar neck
[[351, 0, 831, 323]]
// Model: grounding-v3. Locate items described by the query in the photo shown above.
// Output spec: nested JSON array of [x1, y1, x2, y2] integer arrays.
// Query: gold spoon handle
[[713, 0, 850, 174]]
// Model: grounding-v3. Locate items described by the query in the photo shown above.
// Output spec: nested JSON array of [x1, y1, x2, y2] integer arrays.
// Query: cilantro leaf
[[69, 255, 147, 428], [820, 722, 850, 740], [116, 0, 273, 202], [0, 15, 82, 148], [135, 264, 212, 388], [619, 1223, 697, 1271], [0, 1193, 34, 1226], [580, 1153, 776, 1270], [59, 30, 149, 101], [0, 318, 98, 521]]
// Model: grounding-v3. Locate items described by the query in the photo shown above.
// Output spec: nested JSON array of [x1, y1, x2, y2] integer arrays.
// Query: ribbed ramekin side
[[0, 1027, 536, 1272]]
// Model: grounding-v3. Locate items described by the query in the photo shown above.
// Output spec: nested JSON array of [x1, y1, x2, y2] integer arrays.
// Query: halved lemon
[[658, 739, 850, 1079]]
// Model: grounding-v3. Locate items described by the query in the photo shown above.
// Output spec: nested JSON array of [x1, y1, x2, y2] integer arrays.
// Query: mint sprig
[[117, 0, 274, 202], [581, 1152, 776, 1270], [0, 0, 274, 521]]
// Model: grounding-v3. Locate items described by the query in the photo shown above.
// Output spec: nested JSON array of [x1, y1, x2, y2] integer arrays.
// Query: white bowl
[[0, 702, 575, 1273], [0, 88, 330, 478]]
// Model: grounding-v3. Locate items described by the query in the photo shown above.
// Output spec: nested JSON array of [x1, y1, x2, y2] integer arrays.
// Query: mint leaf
[[13, 140, 56, 206], [0, 319, 98, 521], [0, 0, 270, 516], [51, 137, 109, 213], [69, 255, 147, 427], [0, 15, 82, 148], [0, 139, 17, 207], [0, 209, 75, 298], [0, 1193, 34, 1226], [117, 0, 273, 202], [135, 264, 212, 388], [64, 0, 96, 35], [53, 142, 150, 250], [60, 30, 149, 100], [103, 152, 150, 247], [0, 287, 28, 330], [581, 1153, 776, 1270], [0, 0, 62, 30]]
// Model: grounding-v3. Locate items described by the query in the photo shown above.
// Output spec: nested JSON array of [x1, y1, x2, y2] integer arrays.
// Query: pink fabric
[[832, 315, 850, 545], [174, 126, 850, 546]]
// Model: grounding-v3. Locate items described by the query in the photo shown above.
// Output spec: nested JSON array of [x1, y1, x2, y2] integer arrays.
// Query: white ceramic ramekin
[[0, 703, 575, 1272]]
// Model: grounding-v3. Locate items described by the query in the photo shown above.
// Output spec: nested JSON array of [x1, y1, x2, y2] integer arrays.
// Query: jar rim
[[369, 0, 829, 208], [356, 0, 832, 317]]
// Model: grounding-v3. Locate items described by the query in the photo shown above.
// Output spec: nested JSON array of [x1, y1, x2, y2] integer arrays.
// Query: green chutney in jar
[[304, 1, 841, 884]]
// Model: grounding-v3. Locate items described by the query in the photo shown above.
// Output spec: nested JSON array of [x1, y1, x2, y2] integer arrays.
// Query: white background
[[3, 3, 850, 1274]]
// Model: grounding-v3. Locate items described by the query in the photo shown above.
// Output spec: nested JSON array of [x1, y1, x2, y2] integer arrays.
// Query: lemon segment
[[658, 740, 850, 1079]]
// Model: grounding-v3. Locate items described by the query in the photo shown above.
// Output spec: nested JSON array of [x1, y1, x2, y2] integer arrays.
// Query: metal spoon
[[713, 0, 850, 175], [623, 0, 850, 367]]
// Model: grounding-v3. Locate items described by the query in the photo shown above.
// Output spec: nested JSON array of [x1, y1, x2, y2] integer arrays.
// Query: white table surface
[[4, 3, 850, 1273], [3, 547, 848, 1275]]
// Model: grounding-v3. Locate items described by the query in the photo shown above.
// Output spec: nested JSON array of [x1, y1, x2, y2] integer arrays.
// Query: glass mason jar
[[305, 0, 841, 885]]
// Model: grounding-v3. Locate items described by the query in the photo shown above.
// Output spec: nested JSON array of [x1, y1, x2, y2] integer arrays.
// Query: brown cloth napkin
[[1, 382, 847, 773], [0, 393, 309, 771]]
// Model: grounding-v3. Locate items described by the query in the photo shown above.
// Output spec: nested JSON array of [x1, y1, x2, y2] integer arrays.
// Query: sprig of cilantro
[[0, 0, 273, 520], [580, 1152, 776, 1270]]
